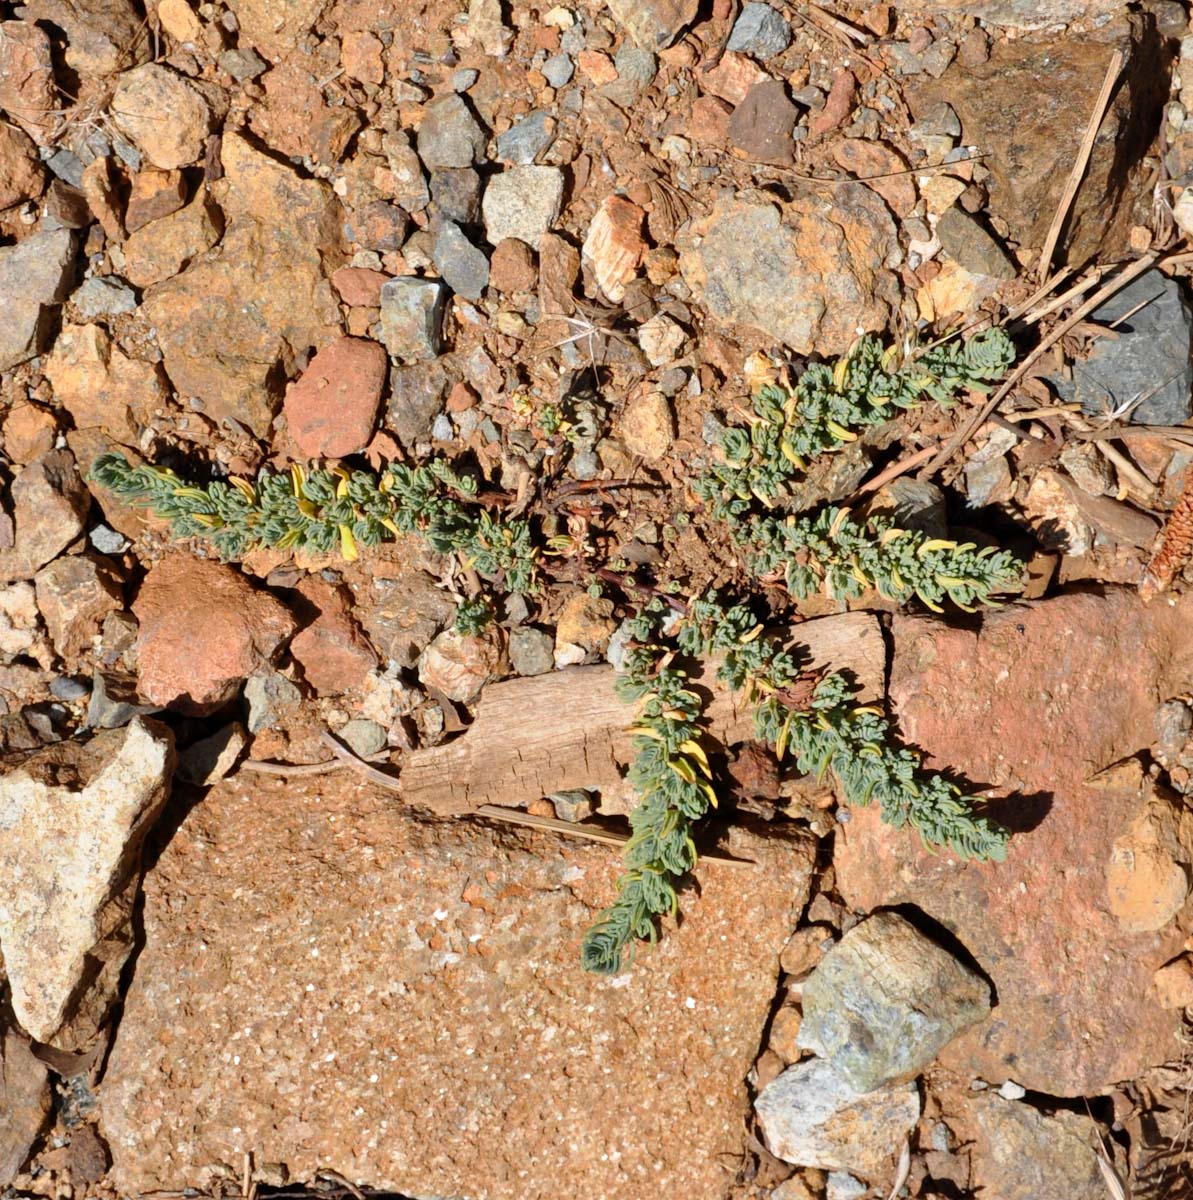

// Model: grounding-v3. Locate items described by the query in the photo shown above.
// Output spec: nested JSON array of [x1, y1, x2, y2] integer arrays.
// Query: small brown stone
[[121, 194, 222, 288], [0, 121, 44, 212], [124, 167, 187, 234], [288, 578, 378, 697], [689, 95, 732, 144], [283, 337, 387, 459], [81, 157, 125, 240], [780, 926, 834, 978], [34, 553, 123, 663], [768, 1004, 803, 1063], [618, 388, 673, 460], [1, 405, 56, 464], [489, 238, 538, 293], [729, 80, 797, 166], [341, 28, 383, 84], [1154, 956, 1193, 1009], [331, 266, 390, 307], [699, 50, 768, 105], [577, 49, 617, 84]]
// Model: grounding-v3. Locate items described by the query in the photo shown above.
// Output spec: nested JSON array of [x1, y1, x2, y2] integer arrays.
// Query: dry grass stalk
[[1037, 48, 1125, 281], [1141, 476, 1193, 601]]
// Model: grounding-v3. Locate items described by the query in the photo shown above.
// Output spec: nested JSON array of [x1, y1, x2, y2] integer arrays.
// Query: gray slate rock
[[244, 671, 301, 734], [797, 911, 991, 1092], [388, 358, 453, 446], [726, 2, 792, 59], [755, 1056, 920, 1177], [416, 94, 486, 170], [379, 277, 448, 363], [542, 53, 574, 88], [218, 47, 267, 80], [72, 275, 137, 320], [496, 111, 555, 164], [0, 229, 77, 370], [1067, 269, 1193, 425], [86, 670, 161, 730], [935, 207, 1016, 280], [432, 220, 489, 301]]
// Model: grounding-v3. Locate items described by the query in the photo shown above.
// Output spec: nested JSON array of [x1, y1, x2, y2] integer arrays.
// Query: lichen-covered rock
[[755, 1057, 920, 1178], [678, 190, 898, 356], [100, 771, 815, 1198], [111, 64, 213, 168], [797, 912, 991, 1091]]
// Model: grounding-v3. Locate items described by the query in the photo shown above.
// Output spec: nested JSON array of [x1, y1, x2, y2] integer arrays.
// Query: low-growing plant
[[702, 328, 1015, 507], [580, 590, 1010, 975], [92, 453, 538, 593]]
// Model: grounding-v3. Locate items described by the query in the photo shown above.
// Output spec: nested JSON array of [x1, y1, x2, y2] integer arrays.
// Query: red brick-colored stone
[[283, 336, 387, 459], [134, 555, 296, 716], [834, 588, 1193, 1095], [331, 266, 390, 307], [288, 577, 378, 696]]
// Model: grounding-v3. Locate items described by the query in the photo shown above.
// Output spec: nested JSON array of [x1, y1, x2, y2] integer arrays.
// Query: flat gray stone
[[379, 277, 448, 363], [432, 219, 489, 301], [495, 110, 555, 164], [0, 229, 76, 370], [416, 93, 486, 170], [726, 2, 792, 59], [1068, 269, 1193, 425], [72, 275, 137, 320], [797, 912, 991, 1092]]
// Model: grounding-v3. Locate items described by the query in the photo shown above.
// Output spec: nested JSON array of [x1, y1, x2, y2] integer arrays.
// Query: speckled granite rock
[[101, 772, 814, 1198]]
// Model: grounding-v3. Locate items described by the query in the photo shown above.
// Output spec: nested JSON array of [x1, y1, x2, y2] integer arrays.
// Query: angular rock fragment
[[0, 229, 77, 371], [283, 336, 387, 458], [582, 194, 646, 303], [112, 64, 213, 169], [482, 165, 564, 248], [101, 771, 814, 1196], [380, 277, 448, 363], [133, 555, 296, 716], [678, 191, 897, 356], [0, 450, 89, 584], [0, 1029, 51, 1186], [755, 1057, 920, 1177], [606, 0, 698, 49], [0, 718, 173, 1043], [416, 93, 486, 170], [796, 911, 991, 1091]]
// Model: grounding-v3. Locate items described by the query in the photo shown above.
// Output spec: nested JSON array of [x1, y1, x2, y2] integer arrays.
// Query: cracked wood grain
[[400, 611, 885, 815]]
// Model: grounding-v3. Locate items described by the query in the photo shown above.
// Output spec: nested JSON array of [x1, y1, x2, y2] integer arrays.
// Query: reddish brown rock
[[606, 0, 698, 49], [331, 266, 390, 307], [1, 405, 56, 464], [100, 769, 814, 1196], [808, 69, 856, 138], [121, 194, 222, 288], [133, 555, 296, 715], [832, 140, 916, 218], [124, 167, 187, 234], [288, 578, 378, 696], [834, 589, 1193, 1095], [45, 323, 169, 442], [283, 337, 386, 459], [689, 95, 733, 144], [0, 450, 89, 584], [489, 238, 537, 293], [33, 553, 123, 663], [0, 1028, 51, 1186], [581, 194, 647, 304], [728, 80, 798, 166], [699, 50, 768, 105], [0, 21, 56, 145], [0, 122, 43, 211]]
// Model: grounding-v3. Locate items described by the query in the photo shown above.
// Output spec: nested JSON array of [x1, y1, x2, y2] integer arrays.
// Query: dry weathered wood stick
[[1037, 48, 1124, 281], [919, 252, 1160, 481], [399, 612, 885, 816], [472, 805, 756, 866]]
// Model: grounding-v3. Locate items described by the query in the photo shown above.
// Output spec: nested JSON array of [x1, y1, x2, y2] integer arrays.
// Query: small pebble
[[452, 68, 479, 91], [50, 676, 90, 702], [542, 53, 574, 88], [998, 1080, 1027, 1101], [89, 524, 130, 555]]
